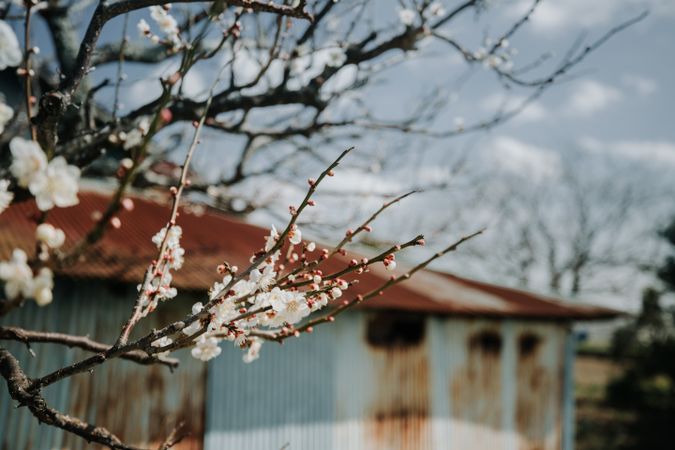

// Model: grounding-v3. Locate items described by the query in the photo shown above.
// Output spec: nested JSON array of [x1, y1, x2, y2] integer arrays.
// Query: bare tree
[[445, 149, 671, 299]]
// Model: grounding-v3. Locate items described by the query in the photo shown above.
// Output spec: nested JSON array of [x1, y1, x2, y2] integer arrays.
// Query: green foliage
[[608, 216, 675, 410]]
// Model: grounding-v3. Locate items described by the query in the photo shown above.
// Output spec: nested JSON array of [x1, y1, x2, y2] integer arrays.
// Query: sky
[[12, 0, 675, 311]]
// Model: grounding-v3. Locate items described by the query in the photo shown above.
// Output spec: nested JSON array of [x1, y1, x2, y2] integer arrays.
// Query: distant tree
[[609, 217, 675, 409]]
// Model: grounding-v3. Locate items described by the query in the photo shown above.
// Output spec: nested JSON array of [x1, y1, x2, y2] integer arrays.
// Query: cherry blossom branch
[[209, 146, 354, 301], [284, 234, 424, 290], [277, 191, 416, 284], [265, 229, 485, 341], [0, 326, 178, 369], [115, 62, 231, 346]]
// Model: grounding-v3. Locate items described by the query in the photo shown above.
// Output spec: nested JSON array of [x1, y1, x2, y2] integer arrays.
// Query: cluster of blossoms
[[120, 118, 151, 151], [139, 153, 428, 366], [9, 138, 81, 211], [472, 38, 517, 72], [0, 223, 64, 306], [0, 249, 54, 306], [0, 131, 78, 307], [138, 5, 182, 51], [398, 2, 445, 26], [169, 223, 361, 363], [137, 225, 185, 315]]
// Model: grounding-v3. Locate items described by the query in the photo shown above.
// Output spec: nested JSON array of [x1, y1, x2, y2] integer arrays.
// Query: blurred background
[[1, 0, 674, 448]]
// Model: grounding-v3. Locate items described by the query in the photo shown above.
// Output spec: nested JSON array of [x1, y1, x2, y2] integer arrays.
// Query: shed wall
[[205, 312, 571, 450], [0, 280, 206, 450]]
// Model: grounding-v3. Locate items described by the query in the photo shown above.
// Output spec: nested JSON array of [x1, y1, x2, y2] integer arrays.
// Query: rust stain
[[515, 331, 558, 450], [451, 328, 503, 446], [365, 313, 431, 450]]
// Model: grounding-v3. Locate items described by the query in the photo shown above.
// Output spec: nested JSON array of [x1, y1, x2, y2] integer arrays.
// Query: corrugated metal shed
[[0, 190, 619, 320], [0, 280, 205, 450], [205, 311, 574, 450], [0, 190, 616, 449]]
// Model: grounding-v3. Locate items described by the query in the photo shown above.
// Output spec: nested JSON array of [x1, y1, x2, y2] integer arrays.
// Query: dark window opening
[[366, 312, 426, 348], [469, 330, 502, 355], [518, 332, 541, 357]]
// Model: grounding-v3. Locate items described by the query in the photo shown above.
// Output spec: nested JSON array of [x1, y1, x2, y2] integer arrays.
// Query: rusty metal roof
[[0, 190, 619, 320]]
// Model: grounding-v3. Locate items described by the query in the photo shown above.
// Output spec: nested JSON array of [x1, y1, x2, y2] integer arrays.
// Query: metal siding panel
[[513, 322, 566, 450], [0, 280, 206, 449], [204, 316, 336, 450], [445, 319, 507, 449], [202, 312, 569, 450]]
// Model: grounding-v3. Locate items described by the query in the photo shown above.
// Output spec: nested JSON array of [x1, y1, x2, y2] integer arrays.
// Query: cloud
[[480, 93, 548, 123], [511, 0, 675, 33], [564, 80, 621, 116], [621, 74, 658, 96], [490, 136, 559, 179], [580, 136, 675, 167]]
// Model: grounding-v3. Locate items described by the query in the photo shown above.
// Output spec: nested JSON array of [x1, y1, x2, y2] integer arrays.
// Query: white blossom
[[427, 2, 446, 17], [0, 179, 13, 215], [398, 9, 416, 26], [191, 335, 222, 361], [137, 19, 151, 36], [208, 300, 238, 331], [249, 264, 276, 291], [0, 20, 22, 70], [326, 48, 346, 68], [0, 101, 13, 134], [0, 249, 32, 299], [123, 118, 150, 150], [264, 225, 279, 251], [29, 156, 80, 211], [311, 292, 329, 312], [268, 288, 310, 325], [152, 225, 184, 269], [183, 302, 204, 335], [151, 336, 173, 357], [36, 223, 66, 249], [31, 268, 53, 306], [209, 274, 232, 300], [330, 286, 342, 299], [288, 225, 302, 245], [150, 6, 179, 35], [306, 242, 316, 252], [232, 279, 255, 299], [9, 137, 47, 188], [242, 338, 262, 363], [149, 6, 181, 49]]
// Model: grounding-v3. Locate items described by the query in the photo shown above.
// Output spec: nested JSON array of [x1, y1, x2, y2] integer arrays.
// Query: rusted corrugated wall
[[0, 279, 206, 450], [205, 311, 572, 450]]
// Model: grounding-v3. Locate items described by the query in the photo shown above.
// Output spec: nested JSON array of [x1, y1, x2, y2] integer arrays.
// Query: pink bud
[[121, 198, 134, 211]]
